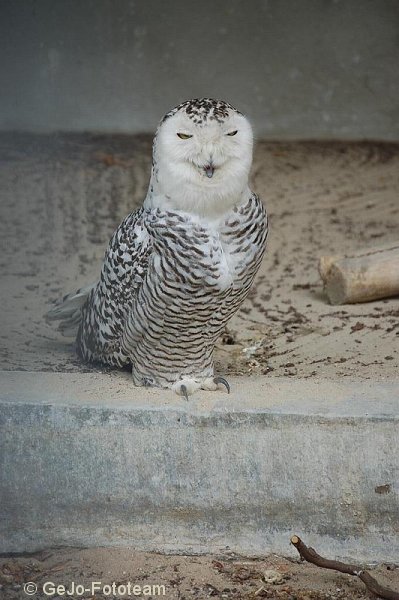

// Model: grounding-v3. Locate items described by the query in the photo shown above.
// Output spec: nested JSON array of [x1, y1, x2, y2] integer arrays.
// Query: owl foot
[[172, 376, 230, 400], [201, 376, 230, 394]]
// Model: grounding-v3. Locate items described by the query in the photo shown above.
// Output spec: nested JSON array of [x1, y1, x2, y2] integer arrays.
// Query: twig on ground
[[290, 535, 399, 600]]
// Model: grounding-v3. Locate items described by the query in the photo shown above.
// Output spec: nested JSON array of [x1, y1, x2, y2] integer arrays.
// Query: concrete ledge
[[0, 372, 398, 562]]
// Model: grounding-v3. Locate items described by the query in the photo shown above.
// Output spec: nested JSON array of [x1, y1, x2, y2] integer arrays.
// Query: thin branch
[[290, 535, 399, 600]]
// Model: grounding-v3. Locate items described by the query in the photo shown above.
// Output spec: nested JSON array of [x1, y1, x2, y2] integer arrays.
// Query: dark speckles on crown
[[161, 98, 241, 125]]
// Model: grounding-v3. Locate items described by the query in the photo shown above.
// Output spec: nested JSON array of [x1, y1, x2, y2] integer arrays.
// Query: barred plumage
[[46, 99, 269, 396]]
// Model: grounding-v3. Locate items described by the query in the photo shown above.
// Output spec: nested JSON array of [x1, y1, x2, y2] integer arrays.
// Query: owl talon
[[180, 384, 189, 401], [213, 376, 230, 394]]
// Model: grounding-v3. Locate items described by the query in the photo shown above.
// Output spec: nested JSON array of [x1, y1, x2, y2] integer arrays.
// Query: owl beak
[[204, 163, 215, 178]]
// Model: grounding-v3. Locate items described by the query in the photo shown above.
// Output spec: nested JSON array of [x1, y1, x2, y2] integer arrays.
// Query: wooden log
[[319, 243, 399, 305]]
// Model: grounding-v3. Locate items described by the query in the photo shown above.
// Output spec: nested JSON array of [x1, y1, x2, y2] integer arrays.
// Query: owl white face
[[157, 109, 253, 182], [149, 99, 254, 218]]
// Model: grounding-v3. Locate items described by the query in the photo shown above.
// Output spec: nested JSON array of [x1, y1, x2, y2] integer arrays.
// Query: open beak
[[204, 163, 215, 178]]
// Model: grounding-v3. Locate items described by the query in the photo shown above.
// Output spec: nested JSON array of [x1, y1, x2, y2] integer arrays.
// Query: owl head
[[148, 99, 254, 218]]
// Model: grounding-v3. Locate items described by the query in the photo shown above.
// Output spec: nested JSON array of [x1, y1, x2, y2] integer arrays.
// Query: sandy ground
[[1, 546, 398, 600], [0, 133, 398, 378]]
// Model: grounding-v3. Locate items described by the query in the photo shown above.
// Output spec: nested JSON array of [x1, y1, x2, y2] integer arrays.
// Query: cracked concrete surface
[[1, 371, 398, 560], [0, 134, 398, 379]]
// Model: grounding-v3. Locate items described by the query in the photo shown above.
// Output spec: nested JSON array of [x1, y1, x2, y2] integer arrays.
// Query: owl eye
[[227, 130, 238, 136], [177, 133, 193, 139]]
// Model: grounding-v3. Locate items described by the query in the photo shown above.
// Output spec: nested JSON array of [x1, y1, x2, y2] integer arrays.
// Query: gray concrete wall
[[1, 0, 399, 139], [1, 372, 399, 561]]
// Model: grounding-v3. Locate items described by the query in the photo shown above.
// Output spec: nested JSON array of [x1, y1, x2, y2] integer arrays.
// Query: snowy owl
[[46, 98, 269, 398]]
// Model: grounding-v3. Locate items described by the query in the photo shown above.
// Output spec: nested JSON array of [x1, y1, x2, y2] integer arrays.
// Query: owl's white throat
[[145, 158, 250, 220]]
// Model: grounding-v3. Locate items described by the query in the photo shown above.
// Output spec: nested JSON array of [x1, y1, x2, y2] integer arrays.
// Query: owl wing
[[76, 207, 153, 366]]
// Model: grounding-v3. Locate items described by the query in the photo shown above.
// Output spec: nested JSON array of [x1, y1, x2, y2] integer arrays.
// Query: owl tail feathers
[[44, 282, 97, 338]]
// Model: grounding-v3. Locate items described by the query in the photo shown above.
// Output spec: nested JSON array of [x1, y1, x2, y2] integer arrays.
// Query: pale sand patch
[[0, 135, 398, 378], [0, 546, 398, 600]]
